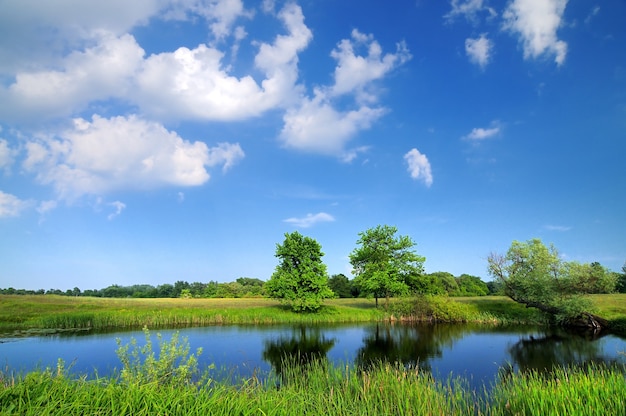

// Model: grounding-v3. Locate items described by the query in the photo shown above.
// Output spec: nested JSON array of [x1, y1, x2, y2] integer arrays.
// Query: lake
[[2, 323, 625, 389]]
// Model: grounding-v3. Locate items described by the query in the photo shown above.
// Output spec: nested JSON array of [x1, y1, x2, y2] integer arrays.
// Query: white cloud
[[465, 34, 493, 68], [502, 0, 569, 65], [0, 139, 15, 172], [280, 90, 385, 158], [206, 142, 245, 172], [279, 28, 409, 159], [445, 0, 497, 23], [22, 115, 243, 200], [585, 6, 600, 25], [0, 3, 310, 124], [0, 0, 162, 75], [0, 191, 31, 217], [37, 200, 58, 215], [195, 0, 250, 41], [463, 122, 501, 140], [135, 44, 269, 121], [404, 148, 433, 187], [283, 212, 335, 228], [107, 200, 126, 220], [134, 2, 311, 122], [1, 32, 145, 122], [330, 29, 411, 100]]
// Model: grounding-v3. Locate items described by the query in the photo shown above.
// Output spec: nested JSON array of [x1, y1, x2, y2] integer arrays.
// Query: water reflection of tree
[[505, 329, 622, 374], [262, 325, 335, 377], [355, 323, 471, 372]]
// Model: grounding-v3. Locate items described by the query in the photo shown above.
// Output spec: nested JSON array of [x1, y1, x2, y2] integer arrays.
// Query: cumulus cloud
[[502, 0, 568, 65], [462, 122, 501, 141], [22, 115, 243, 200], [465, 34, 493, 68], [1, 32, 144, 122], [330, 29, 411, 100], [0, 3, 310, 125], [279, 29, 409, 159], [445, 0, 497, 23], [0, 191, 31, 217], [404, 148, 433, 187], [0, 0, 162, 74], [193, 0, 251, 41], [283, 212, 335, 228], [135, 2, 310, 122], [280, 90, 385, 158]]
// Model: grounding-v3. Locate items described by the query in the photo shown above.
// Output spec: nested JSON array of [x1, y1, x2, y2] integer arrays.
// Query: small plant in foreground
[[115, 326, 207, 387]]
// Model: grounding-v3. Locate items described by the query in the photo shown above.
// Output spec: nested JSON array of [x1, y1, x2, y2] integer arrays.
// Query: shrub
[[115, 327, 206, 387]]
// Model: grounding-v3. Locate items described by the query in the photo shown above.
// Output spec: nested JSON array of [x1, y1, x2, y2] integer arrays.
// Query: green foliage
[[350, 225, 425, 307], [456, 274, 489, 296], [487, 239, 605, 323], [265, 231, 334, 312], [564, 261, 617, 294], [388, 295, 476, 322], [328, 274, 355, 298], [617, 263, 626, 293], [408, 272, 449, 295], [115, 327, 205, 387], [3, 356, 625, 415]]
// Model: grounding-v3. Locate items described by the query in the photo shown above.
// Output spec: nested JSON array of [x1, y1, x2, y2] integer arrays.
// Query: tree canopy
[[265, 231, 333, 312], [487, 238, 610, 329], [349, 225, 425, 307]]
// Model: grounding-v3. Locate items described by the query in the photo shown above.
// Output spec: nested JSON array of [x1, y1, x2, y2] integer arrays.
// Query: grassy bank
[[2, 294, 626, 332], [0, 296, 386, 332], [1, 359, 624, 415]]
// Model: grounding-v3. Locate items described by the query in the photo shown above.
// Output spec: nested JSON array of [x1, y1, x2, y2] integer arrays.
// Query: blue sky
[[1, 0, 625, 291]]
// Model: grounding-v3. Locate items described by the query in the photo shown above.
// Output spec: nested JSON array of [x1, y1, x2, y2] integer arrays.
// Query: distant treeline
[[2, 269, 623, 299]]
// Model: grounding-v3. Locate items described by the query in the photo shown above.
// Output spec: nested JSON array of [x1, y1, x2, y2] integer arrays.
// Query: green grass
[[1, 359, 624, 415], [2, 294, 626, 332], [0, 296, 386, 331]]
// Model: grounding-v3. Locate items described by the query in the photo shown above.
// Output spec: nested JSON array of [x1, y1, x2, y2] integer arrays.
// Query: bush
[[115, 327, 206, 387], [388, 295, 475, 322]]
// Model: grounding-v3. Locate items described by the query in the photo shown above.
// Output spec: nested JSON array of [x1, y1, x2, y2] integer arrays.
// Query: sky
[[1, 0, 625, 291]]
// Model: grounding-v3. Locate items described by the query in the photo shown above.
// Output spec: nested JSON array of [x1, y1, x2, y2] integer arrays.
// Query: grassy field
[[0, 296, 386, 332], [1, 294, 626, 333]]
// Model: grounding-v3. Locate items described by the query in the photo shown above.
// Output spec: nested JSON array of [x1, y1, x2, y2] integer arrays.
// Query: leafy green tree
[[188, 282, 207, 298], [564, 261, 617, 294], [215, 282, 244, 298], [456, 274, 489, 296], [173, 281, 191, 298], [155, 284, 175, 298], [349, 225, 425, 307], [236, 277, 265, 297], [487, 239, 607, 329], [265, 231, 333, 312], [328, 274, 354, 298], [616, 263, 626, 293]]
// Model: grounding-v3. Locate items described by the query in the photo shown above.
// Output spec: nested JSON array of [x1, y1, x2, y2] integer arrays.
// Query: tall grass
[[0, 296, 386, 331], [2, 348, 624, 415], [2, 294, 625, 332]]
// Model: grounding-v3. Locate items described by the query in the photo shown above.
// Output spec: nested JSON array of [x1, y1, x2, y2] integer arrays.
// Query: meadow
[[2, 294, 626, 332]]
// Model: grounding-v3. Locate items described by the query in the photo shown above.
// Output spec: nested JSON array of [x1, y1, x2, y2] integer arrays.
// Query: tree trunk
[[510, 295, 609, 331]]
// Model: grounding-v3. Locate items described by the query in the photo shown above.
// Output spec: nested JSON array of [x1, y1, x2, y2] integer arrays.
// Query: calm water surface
[[2, 323, 625, 388]]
